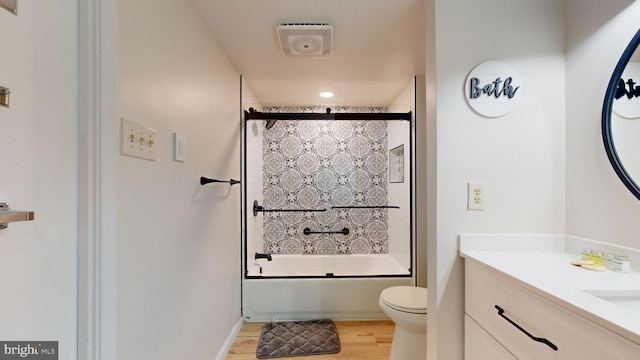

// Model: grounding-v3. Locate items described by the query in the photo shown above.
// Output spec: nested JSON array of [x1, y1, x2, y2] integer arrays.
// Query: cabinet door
[[465, 260, 640, 360], [466, 315, 517, 360]]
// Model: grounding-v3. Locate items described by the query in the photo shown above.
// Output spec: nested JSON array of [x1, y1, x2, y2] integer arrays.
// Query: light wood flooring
[[225, 321, 395, 360]]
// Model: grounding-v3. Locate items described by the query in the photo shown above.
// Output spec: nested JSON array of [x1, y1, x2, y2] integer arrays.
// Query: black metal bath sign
[[465, 61, 521, 118]]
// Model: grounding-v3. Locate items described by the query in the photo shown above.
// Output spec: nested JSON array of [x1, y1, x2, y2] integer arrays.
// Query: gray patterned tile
[[261, 117, 390, 255]]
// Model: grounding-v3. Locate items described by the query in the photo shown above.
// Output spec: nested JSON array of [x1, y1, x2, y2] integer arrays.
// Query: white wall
[[387, 120, 412, 271], [117, 0, 242, 359], [565, 0, 640, 249], [430, 1, 566, 359], [388, 78, 414, 113], [0, 2, 78, 358]]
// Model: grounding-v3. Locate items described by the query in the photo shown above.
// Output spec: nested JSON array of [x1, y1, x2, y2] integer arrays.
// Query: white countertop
[[459, 234, 640, 345]]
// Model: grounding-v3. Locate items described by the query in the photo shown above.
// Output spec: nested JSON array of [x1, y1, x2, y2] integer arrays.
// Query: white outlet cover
[[121, 118, 157, 161], [467, 182, 485, 210]]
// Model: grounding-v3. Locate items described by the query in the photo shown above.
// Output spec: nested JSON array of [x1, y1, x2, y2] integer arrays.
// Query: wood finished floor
[[225, 321, 395, 360]]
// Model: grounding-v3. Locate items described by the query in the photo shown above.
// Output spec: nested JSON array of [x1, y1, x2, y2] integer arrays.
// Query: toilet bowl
[[379, 286, 427, 360]]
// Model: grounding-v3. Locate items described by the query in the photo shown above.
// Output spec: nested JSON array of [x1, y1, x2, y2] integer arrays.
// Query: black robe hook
[[200, 176, 241, 186]]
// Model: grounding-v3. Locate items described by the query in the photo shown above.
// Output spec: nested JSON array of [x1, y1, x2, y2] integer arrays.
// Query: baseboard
[[215, 317, 244, 360]]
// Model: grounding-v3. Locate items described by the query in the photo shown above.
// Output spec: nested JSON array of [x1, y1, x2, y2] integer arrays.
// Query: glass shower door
[[268, 119, 338, 276], [244, 111, 412, 278]]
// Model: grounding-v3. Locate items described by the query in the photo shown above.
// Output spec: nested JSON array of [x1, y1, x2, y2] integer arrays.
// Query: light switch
[[121, 118, 157, 161], [174, 132, 186, 162]]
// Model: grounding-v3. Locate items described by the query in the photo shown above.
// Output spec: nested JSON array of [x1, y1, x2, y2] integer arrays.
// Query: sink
[[584, 290, 640, 311]]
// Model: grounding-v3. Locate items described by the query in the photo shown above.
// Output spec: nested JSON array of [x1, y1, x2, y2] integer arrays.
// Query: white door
[[0, 1, 80, 358]]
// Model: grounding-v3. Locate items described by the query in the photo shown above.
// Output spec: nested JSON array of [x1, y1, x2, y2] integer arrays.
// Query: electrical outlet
[[467, 182, 485, 210], [121, 118, 157, 161]]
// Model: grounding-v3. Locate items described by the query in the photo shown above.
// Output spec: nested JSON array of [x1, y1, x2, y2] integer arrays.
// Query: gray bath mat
[[256, 319, 341, 359]]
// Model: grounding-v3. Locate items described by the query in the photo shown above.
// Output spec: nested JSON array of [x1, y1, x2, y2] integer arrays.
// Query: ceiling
[[189, 0, 426, 106]]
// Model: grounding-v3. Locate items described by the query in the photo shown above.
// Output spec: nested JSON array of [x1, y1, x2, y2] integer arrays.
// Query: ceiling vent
[[277, 23, 333, 57]]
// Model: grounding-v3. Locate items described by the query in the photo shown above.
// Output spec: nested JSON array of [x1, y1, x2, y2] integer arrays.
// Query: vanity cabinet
[[464, 260, 640, 360]]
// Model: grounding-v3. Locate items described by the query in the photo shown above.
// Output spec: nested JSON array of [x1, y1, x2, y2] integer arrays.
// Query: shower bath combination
[[242, 107, 415, 321]]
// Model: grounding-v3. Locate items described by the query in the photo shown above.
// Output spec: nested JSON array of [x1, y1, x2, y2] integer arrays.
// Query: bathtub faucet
[[255, 252, 272, 261]]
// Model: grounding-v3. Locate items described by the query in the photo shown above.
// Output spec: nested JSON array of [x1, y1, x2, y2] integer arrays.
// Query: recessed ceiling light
[[320, 92, 334, 98]]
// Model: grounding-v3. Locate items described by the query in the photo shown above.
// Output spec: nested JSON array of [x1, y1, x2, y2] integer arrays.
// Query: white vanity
[[460, 234, 640, 360]]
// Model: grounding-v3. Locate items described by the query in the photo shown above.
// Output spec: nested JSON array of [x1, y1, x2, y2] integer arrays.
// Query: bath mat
[[256, 319, 341, 359]]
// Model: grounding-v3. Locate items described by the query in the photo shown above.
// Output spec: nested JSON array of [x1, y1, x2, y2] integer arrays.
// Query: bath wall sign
[[464, 60, 522, 118], [613, 62, 640, 119]]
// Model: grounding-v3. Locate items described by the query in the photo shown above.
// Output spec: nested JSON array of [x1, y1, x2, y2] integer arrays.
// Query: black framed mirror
[[602, 28, 640, 201]]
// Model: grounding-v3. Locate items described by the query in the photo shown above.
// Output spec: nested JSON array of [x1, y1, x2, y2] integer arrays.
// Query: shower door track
[[244, 111, 412, 121]]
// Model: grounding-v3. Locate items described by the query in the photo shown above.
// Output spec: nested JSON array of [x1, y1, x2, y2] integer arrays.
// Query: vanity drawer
[[465, 260, 640, 360], [465, 314, 517, 360]]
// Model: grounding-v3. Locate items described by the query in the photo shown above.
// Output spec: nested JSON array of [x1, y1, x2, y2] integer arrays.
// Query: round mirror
[[602, 29, 640, 200]]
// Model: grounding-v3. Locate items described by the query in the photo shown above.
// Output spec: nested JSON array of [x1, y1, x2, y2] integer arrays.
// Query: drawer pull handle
[[495, 305, 558, 351]]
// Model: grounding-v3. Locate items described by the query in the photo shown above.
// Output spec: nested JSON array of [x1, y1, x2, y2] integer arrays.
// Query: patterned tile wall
[[262, 117, 390, 255]]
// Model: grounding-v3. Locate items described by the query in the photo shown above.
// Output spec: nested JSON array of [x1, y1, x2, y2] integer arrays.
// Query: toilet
[[379, 286, 428, 360]]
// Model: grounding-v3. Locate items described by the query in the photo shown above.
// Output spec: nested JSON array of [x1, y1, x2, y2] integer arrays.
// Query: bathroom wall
[[430, 0, 566, 359], [565, 0, 640, 249], [0, 2, 78, 358], [117, 0, 241, 359]]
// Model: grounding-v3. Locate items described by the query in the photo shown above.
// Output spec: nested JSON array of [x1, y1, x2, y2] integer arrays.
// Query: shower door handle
[[303, 227, 349, 236]]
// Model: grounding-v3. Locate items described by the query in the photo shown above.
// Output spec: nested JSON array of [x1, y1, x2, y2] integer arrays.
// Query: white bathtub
[[243, 254, 413, 321], [248, 254, 410, 277]]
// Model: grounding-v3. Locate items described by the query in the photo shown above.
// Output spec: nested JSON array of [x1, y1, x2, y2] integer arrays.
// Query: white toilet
[[379, 286, 428, 360]]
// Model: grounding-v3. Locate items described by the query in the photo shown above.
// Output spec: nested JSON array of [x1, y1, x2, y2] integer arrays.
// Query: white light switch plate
[[174, 132, 186, 162], [121, 118, 157, 161]]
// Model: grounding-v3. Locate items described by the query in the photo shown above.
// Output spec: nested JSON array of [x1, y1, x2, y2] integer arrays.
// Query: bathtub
[[247, 254, 409, 277], [243, 254, 413, 321]]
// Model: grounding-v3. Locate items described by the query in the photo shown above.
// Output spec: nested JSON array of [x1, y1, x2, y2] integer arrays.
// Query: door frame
[[77, 1, 118, 359]]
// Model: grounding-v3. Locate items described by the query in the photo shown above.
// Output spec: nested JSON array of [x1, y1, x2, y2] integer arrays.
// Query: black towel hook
[[200, 176, 241, 186]]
